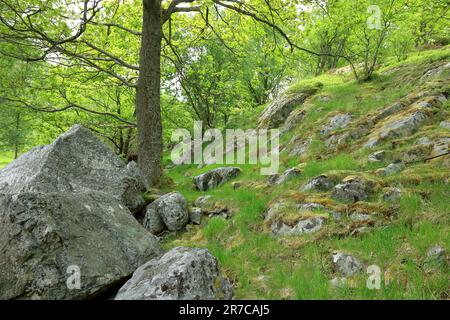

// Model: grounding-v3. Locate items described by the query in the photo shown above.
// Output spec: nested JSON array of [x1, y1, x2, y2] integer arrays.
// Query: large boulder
[[193, 167, 241, 191], [0, 125, 146, 214], [0, 125, 163, 299], [143, 192, 189, 234], [0, 193, 162, 300], [115, 247, 233, 300]]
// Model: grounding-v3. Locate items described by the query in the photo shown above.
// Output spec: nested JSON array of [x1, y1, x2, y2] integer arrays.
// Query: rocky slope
[[164, 47, 449, 299]]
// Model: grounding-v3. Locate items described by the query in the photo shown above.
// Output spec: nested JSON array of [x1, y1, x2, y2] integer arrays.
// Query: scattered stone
[[382, 187, 402, 202], [193, 167, 241, 191], [264, 200, 293, 221], [115, 247, 233, 300], [320, 113, 352, 135], [376, 160, 405, 177], [194, 195, 213, 208], [440, 121, 450, 129], [426, 246, 446, 266], [143, 192, 189, 233], [271, 217, 325, 236], [299, 203, 326, 212], [189, 207, 203, 225], [430, 137, 450, 158], [368, 150, 386, 162], [350, 213, 372, 222], [302, 175, 336, 192], [331, 252, 363, 277], [267, 167, 301, 185], [331, 212, 343, 221], [417, 137, 432, 145], [331, 176, 375, 202]]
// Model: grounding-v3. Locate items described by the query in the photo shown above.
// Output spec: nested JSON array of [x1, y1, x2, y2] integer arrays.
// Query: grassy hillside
[[163, 47, 450, 299], [0, 153, 13, 169]]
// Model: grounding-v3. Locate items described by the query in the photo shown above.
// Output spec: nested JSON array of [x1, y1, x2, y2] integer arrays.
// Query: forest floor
[[162, 46, 449, 299]]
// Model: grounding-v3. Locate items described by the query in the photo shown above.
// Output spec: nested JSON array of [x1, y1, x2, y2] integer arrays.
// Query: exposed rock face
[[271, 217, 325, 236], [302, 175, 336, 192], [0, 125, 163, 299], [257, 91, 313, 129], [365, 111, 429, 148], [115, 247, 233, 300], [282, 109, 306, 132], [0, 125, 146, 214], [368, 150, 386, 162], [285, 136, 311, 157], [267, 167, 301, 185], [382, 187, 402, 202], [332, 252, 363, 277], [320, 113, 351, 135], [331, 176, 376, 202], [143, 192, 189, 233], [193, 167, 241, 191]]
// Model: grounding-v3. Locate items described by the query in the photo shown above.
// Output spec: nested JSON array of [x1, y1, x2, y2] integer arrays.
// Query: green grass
[[0, 153, 13, 168]]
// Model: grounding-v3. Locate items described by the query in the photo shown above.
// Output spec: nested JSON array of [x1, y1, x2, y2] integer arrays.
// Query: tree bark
[[136, 0, 163, 188]]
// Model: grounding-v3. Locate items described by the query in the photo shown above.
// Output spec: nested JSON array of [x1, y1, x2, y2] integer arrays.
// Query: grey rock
[[282, 108, 306, 132], [332, 176, 375, 202], [368, 150, 386, 162], [302, 175, 335, 192], [299, 203, 326, 212], [332, 252, 363, 277], [364, 111, 428, 148], [144, 192, 189, 232], [431, 137, 450, 157], [320, 113, 351, 135], [115, 247, 233, 300], [143, 204, 166, 235], [0, 125, 146, 214], [350, 213, 372, 222], [440, 121, 450, 129], [194, 195, 213, 208], [382, 187, 402, 202], [376, 160, 405, 177], [426, 246, 446, 266], [189, 207, 202, 225], [258, 91, 314, 129], [193, 167, 241, 191], [0, 192, 162, 300], [417, 137, 432, 145], [267, 167, 301, 185], [271, 217, 325, 236], [285, 136, 311, 157]]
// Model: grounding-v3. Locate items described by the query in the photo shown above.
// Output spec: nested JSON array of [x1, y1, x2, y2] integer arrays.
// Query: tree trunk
[[136, 0, 163, 188]]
